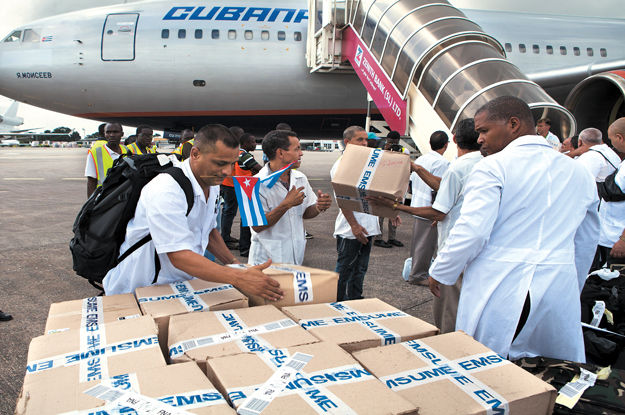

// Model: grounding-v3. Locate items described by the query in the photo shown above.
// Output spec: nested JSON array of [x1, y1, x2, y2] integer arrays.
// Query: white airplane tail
[[4, 101, 19, 118]]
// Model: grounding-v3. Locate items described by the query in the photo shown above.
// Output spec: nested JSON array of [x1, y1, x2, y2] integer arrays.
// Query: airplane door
[[101, 14, 138, 61]]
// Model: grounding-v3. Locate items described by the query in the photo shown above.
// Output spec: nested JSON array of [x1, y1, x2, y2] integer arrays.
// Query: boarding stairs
[[306, 0, 576, 157]]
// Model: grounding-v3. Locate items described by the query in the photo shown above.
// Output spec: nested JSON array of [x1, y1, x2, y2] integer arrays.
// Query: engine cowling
[[565, 71, 625, 137]]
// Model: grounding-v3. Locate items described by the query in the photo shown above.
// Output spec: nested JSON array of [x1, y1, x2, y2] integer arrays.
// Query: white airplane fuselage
[[0, 1, 624, 136]]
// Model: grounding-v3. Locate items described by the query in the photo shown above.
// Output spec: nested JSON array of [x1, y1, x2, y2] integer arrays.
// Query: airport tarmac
[[0, 146, 435, 414]]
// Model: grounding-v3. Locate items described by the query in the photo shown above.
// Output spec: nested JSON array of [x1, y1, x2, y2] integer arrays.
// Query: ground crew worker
[[85, 122, 129, 197], [127, 125, 156, 155], [173, 129, 195, 160]]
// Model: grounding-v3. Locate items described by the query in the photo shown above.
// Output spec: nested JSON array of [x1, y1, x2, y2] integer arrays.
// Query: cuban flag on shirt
[[233, 176, 267, 226]]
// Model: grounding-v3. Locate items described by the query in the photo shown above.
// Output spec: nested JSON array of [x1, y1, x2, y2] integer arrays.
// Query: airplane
[[0, 100, 66, 138], [0, 0, 623, 152], [0, 138, 24, 146]]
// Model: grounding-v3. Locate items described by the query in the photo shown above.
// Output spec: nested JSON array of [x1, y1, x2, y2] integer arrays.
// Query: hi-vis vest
[[128, 142, 156, 155], [90, 145, 129, 187], [223, 149, 250, 187], [172, 139, 193, 159]]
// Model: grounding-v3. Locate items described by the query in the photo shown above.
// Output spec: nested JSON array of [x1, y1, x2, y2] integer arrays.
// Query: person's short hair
[[229, 126, 244, 139], [343, 126, 366, 141], [430, 130, 448, 151], [579, 127, 603, 145], [454, 118, 480, 151], [239, 132, 255, 145], [570, 135, 579, 149], [105, 122, 123, 131], [135, 124, 152, 136], [537, 118, 551, 126], [276, 123, 291, 131], [387, 130, 401, 140], [124, 135, 137, 146], [98, 123, 107, 137], [262, 130, 298, 160], [474, 96, 534, 128], [194, 124, 239, 153]]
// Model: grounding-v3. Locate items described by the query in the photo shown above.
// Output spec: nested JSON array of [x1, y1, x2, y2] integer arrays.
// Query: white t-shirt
[[103, 159, 219, 295], [410, 150, 450, 219], [577, 144, 620, 182], [544, 131, 561, 152], [249, 165, 317, 265], [599, 160, 625, 248], [84, 144, 124, 178], [331, 156, 381, 239]]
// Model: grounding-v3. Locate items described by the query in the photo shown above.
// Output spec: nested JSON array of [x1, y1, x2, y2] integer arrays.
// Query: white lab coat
[[429, 136, 600, 361], [249, 165, 316, 265]]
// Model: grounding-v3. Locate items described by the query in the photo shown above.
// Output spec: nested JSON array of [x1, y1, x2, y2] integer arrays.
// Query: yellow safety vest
[[90, 139, 107, 149], [128, 142, 156, 155], [90, 145, 129, 187], [173, 139, 194, 160]]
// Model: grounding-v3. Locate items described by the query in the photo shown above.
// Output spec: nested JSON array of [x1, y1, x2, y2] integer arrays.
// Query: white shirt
[[544, 131, 561, 151], [432, 151, 483, 249], [577, 144, 620, 182], [103, 160, 219, 295], [248, 165, 316, 265], [599, 160, 625, 248], [84, 144, 124, 178], [331, 156, 381, 239], [410, 151, 450, 219], [429, 136, 600, 362]]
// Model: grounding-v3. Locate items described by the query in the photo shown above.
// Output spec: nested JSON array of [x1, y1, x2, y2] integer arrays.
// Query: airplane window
[[193, 80, 206, 87], [294, 32, 302, 42], [212, 29, 219, 40], [178, 29, 186, 39], [533, 45, 539, 54], [3, 30, 21, 42], [518, 44, 526, 53], [573, 47, 580, 56], [504, 43, 512, 53], [228, 30, 236, 40], [600, 48, 607, 57], [23, 29, 40, 43], [587, 48, 594, 57], [546, 45, 553, 55], [245, 30, 253, 40], [107, 30, 114, 35], [161, 29, 169, 39], [261, 30, 269, 41], [560, 46, 567, 55], [195, 29, 202, 39], [278, 31, 286, 41]]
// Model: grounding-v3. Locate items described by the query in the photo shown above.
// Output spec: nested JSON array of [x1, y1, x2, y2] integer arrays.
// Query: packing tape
[[136, 282, 234, 313], [79, 297, 109, 382], [229, 362, 373, 415], [269, 265, 313, 304], [82, 384, 194, 415], [354, 147, 382, 214], [380, 340, 510, 414], [99, 372, 141, 394], [26, 335, 159, 382], [298, 302, 406, 346]]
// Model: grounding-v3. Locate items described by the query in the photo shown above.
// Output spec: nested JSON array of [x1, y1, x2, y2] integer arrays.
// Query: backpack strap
[[589, 148, 618, 169], [162, 166, 195, 216]]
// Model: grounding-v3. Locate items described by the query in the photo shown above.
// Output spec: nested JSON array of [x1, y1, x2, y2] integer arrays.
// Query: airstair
[[307, 0, 576, 157]]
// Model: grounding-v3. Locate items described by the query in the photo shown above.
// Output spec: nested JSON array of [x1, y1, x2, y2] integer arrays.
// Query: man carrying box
[[103, 125, 285, 302]]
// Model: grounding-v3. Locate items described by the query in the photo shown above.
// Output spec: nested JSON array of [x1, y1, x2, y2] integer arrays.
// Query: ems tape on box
[[379, 340, 511, 415], [26, 335, 159, 383], [137, 281, 235, 312], [355, 147, 382, 215], [299, 302, 407, 346]]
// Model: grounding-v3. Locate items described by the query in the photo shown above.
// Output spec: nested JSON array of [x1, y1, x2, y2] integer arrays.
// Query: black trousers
[[592, 245, 621, 271], [220, 185, 238, 241]]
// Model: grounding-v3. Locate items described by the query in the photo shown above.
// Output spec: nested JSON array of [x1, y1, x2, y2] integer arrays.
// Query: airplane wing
[[0, 132, 70, 137]]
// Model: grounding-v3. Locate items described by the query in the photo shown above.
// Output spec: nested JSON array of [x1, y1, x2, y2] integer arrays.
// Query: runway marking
[[3, 178, 45, 181], [62, 178, 87, 180]]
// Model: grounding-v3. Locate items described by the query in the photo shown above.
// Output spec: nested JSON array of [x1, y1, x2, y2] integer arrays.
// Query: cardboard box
[[352, 331, 557, 415], [230, 263, 338, 307], [169, 305, 319, 373], [282, 298, 439, 353], [206, 341, 418, 415], [16, 362, 236, 415], [135, 279, 248, 360], [331, 144, 410, 218], [45, 293, 141, 335], [24, 315, 166, 388]]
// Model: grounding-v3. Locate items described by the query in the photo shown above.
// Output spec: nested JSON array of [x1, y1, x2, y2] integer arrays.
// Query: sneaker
[[226, 241, 240, 250], [0, 310, 12, 321], [388, 239, 404, 247], [305, 232, 313, 239], [373, 239, 393, 248]]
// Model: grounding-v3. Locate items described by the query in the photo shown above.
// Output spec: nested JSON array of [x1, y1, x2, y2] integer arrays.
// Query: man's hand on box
[[351, 223, 370, 245], [240, 260, 285, 301], [316, 190, 332, 211], [366, 196, 395, 208], [284, 185, 306, 208]]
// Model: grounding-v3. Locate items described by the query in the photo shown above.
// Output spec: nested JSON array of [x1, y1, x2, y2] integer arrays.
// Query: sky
[[0, 0, 622, 138]]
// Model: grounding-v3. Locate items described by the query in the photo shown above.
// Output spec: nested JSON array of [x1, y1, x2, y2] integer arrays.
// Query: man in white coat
[[429, 96, 600, 361]]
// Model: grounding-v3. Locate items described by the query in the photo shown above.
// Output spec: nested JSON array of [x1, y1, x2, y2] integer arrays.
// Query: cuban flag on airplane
[[260, 161, 296, 189], [42, 36, 53, 42], [233, 176, 267, 227]]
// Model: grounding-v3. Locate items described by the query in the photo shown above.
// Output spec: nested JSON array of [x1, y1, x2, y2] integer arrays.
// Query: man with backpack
[[102, 125, 284, 300], [85, 122, 129, 197]]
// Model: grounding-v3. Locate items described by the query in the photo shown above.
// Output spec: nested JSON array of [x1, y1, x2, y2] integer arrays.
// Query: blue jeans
[[335, 236, 373, 301]]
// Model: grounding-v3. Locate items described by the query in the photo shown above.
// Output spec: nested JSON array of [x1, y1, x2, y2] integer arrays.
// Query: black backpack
[[70, 153, 194, 289]]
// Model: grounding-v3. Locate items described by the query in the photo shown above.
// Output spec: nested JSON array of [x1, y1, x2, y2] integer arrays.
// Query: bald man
[[594, 118, 625, 268], [428, 96, 599, 362]]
